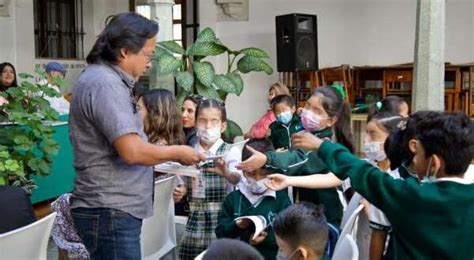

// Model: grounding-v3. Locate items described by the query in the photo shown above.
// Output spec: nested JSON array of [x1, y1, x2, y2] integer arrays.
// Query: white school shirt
[[195, 138, 243, 192], [38, 80, 70, 115]]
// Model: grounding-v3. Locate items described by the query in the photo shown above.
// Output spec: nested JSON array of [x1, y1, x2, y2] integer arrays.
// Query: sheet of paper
[[154, 162, 199, 178], [235, 215, 267, 240]]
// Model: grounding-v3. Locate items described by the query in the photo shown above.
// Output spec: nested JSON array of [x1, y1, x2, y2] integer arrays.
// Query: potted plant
[[0, 68, 63, 194], [154, 27, 273, 142]]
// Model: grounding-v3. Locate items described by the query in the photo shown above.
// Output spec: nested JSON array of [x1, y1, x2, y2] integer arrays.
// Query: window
[[33, 0, 85, 59]]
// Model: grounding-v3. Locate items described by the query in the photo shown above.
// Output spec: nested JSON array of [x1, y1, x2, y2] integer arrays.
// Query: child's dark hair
[[242, 139, 275, 161], [132, 83, 149, 99], [203, 238, 264, 260], [273, 202, 328, 257], [195, 98, 227, 122], [415, 112, 473, 176], [367, 111, 404, 134], [368, 95, 407, 117], [384, 111, 441, 170], [271, 95, 295, 111], [311, 86, 355, 153]]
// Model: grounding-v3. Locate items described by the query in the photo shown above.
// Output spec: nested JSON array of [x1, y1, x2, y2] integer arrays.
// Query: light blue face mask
[[277, 111, 293, 125], [421, 156, 438, 183]]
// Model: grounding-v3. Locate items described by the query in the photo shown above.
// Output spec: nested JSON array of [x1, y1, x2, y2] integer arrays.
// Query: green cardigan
[[263, 127, 343, 227], [268, 114, 303, 149], [318, 141, 474, 260], [215, 190, 292, 260]]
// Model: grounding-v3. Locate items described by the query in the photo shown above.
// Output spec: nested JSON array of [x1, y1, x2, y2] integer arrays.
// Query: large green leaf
[[175, 71, 194, 92], [156, 55, 183, 76], [239, 47, 269, 58], [237, 56, 273, 75], [222, 119, 243, 143], [158, 40, 185, 55], [176, 89, 191, 107], [155, 46, 173, 59], [186, 41, 226, 56], [196, 82, 219, 99], [195, 27, 217, 42], [18, 73, 34, 79], [227, 73, 244, 96], [193, 62, 215, 87], [213, 75, 237, 94]]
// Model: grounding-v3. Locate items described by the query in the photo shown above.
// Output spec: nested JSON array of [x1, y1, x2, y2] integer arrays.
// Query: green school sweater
[[317, 141, 474, 260], [215, 190, 292, 260], [269, 114, 303, 149], [263, 127, 343, 227]]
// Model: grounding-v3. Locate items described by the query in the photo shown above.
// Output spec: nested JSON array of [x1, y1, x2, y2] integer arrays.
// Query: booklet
[[234, 215, 268, 240], [154, 162, 200, 178]]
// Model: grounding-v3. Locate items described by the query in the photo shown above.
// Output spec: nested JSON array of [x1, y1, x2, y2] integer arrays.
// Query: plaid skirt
[[178, 202, 222, 260]]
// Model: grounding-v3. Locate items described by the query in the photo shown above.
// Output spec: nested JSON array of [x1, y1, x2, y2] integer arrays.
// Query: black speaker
[[276, 13, 318, 72]]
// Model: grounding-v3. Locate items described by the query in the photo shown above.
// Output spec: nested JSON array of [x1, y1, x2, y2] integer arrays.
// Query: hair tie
[[331, 83, 346, 100], [397, 120, 407, 131]]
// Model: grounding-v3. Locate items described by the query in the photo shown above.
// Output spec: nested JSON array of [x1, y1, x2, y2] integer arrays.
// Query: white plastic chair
[[332, 234, 359, 260], [340, 192, 363, 228], [0, 212, 57, 260], [140, 176, 178, 260], [334, 203, 364, 253]]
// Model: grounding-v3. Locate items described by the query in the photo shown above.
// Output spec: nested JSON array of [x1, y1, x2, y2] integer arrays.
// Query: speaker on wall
[[276, 13, 318, 72]]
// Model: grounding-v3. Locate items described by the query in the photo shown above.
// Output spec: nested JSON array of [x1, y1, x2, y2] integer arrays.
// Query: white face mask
[[362, 141, 386, 162], [196, 127, 221, 145], [243, 176, 268, 194]]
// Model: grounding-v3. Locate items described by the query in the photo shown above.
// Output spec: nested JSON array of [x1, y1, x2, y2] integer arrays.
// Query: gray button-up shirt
[[69, 62, 153, 219]]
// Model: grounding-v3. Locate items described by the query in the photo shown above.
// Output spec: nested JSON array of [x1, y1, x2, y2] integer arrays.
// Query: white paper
[[235, 215, 267, 240], [154, 162, 199, 178]]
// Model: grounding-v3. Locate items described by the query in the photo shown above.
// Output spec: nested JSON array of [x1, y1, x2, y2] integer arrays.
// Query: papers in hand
[[235, 215, 267, 240], [231, 139, 250, 151], [154, 162, 199, 178]]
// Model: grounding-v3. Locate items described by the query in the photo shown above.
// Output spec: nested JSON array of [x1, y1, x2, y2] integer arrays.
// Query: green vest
[[269, 114, 303, 149]]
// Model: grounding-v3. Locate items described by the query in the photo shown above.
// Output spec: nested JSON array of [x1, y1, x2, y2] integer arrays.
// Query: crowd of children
[[137, 81, 473, 260]]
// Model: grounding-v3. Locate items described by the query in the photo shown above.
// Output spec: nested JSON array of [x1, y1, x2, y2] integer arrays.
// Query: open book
[[234, 215, 267, 240], [154, 162, 200, 178]]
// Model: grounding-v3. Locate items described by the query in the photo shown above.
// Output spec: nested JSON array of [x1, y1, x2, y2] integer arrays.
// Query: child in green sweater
[[239, 86, 354, 227], [216, 139, 292, 260], [268, 95, 303, 150], [287, 111, 474, 259]]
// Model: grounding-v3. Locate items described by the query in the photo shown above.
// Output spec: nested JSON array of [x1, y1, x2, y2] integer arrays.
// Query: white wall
[[0, 0, 130, 93], [199, 0, 474, 133]]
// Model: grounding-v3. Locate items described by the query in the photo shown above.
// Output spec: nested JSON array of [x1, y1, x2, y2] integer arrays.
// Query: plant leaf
[[213, 75, 237, 94], [18, 73, 34, 79], [193, 62, 215, 87], [175, 71, 194, 92], [237, 56, 273, 75], [158, 40, 185, 55], [156, 55, 183, 76], [222, 119, 243, 143], [196, 82, 219, 99], [155, 46, 173, 59], [239, 47, 269, 58], [195, 27, 217, 42], [227, 73, 244, 96], [176, 89, 191, 107], [187, 41, 226, 56]]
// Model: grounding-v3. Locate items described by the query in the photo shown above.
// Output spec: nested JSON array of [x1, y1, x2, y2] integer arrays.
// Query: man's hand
[[177, 145, 206, 165]]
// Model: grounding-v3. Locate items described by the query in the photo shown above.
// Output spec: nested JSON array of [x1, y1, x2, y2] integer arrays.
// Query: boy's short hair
[[273, 202, 328, 257], [242, 138, 275, 161], [416, 112, 474, 176], [203, 238, 264, 260], [271, 95, 295, 111]]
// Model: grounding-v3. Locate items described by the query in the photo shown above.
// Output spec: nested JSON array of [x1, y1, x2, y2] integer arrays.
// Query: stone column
[[147, 0, 175, 91], [412, 0, 445, 111]]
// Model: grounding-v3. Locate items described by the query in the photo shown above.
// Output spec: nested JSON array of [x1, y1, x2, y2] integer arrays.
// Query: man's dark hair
[[242, 139, 274, 161], [416, 112, 473, 175], [86, 12, 158, 64], [203, 238, 264, 260], [273, 202, 328, 257], [271, 94, 295, 111]]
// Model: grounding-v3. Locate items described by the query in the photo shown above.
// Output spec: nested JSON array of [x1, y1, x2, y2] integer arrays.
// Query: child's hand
[[235, 219, 251, 229], [266, 174, 290, 191], [291, 131, 324, 151], [207, 158, 228, 176], [249, 231, 267, 245], [237, 146, 267, 172], [172, 185, 187, 203]]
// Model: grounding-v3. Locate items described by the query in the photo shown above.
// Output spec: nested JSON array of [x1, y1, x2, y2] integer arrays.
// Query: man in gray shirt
[[69, 12, 204, 259]]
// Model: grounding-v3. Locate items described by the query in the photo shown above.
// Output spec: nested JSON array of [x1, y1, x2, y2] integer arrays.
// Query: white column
[[412, 0, 445, 111], [148, 0, 175, 91]]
